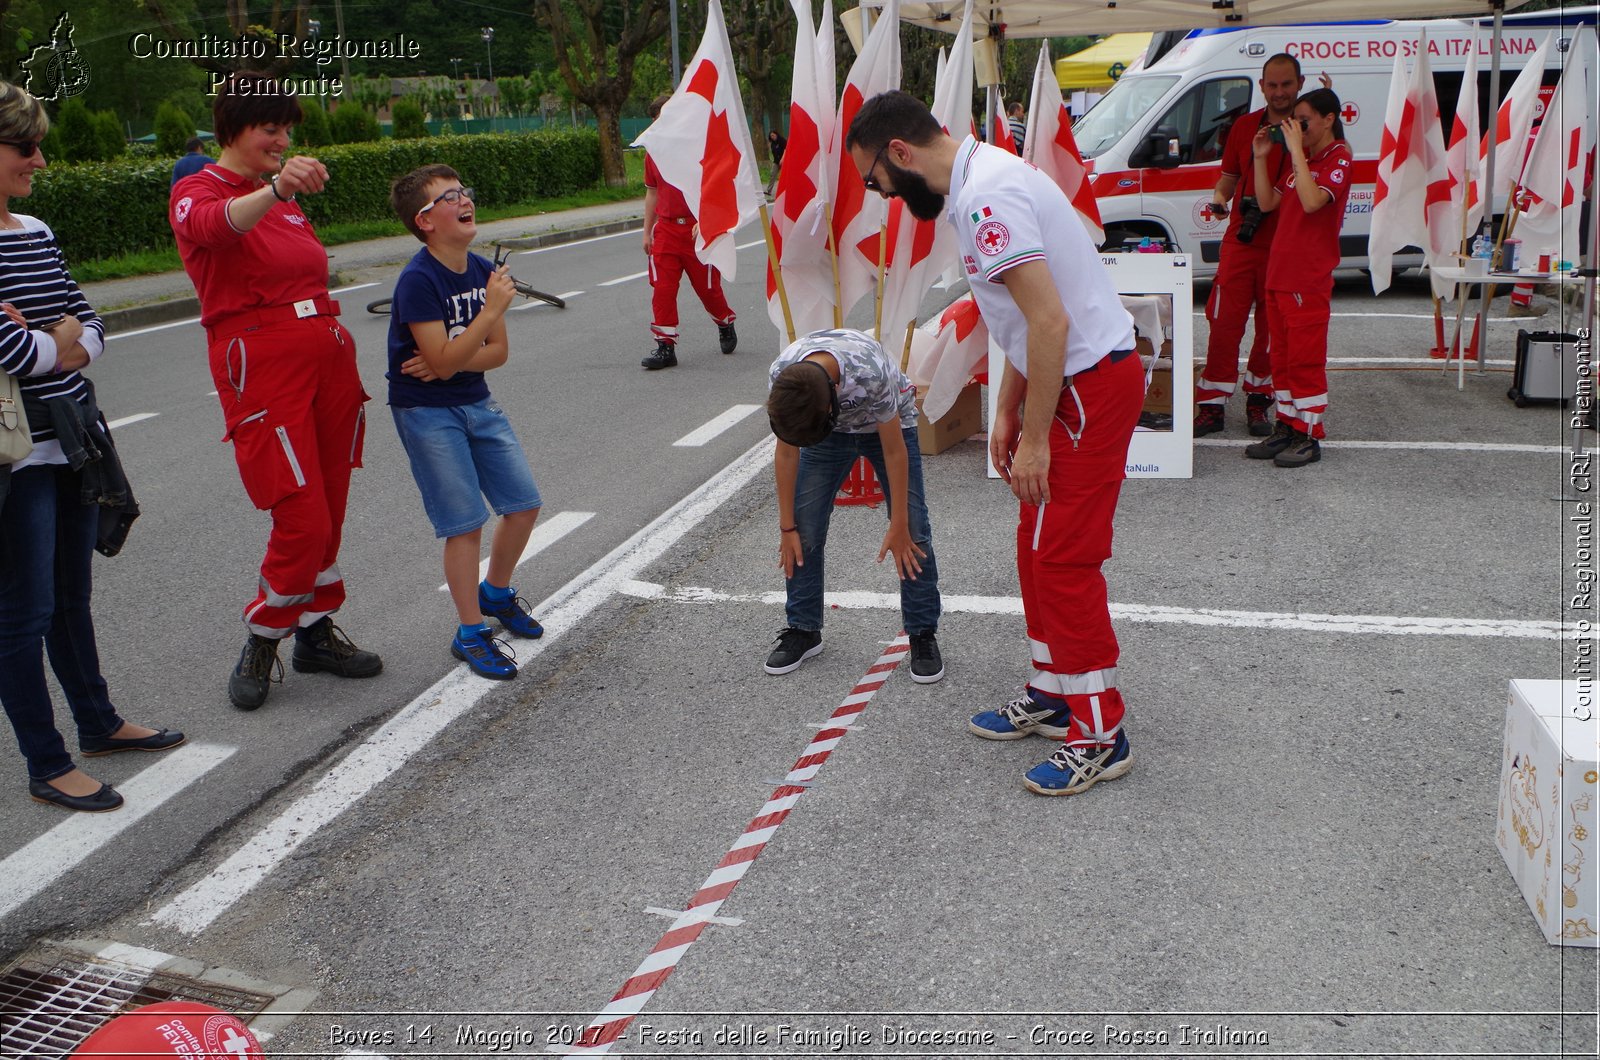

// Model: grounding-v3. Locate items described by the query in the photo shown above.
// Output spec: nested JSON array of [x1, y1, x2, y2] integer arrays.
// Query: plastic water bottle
[[1471, 234, 1488, 262]]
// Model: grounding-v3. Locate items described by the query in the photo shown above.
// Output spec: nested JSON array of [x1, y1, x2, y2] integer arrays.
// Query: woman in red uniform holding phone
[[1245, 87, 1352, 469], [170, 72, 380, 711]]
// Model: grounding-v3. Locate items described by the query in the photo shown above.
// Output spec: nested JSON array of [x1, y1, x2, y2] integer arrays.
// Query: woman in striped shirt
[[0, 80, 184, 814]]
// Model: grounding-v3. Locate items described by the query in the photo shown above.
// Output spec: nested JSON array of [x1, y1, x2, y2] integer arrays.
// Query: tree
[[498, 77, 527, 123], [154, 101, 194, 155], [92, 110, 125, 159], [139, 0, 313, 77], [724, 0, 795, 165], [295, 99, 333, 146], [330, 103, 381, 143], [535, 0, 672, 186], [392, 98, 428, 138], [56, 98, 98, 163]]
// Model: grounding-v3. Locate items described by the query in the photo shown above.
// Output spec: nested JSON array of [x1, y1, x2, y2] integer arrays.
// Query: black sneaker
[[1273, 433, 1322, 468], [718, 321, 738, 354], [1244, 421, 1295, 460], [642, 341, 678, 370], [764, 627, 822, 675], [1193, 404, 1225, 436], [291, 618, 384, 678], [908, 631, 944, 683], [1245, 395, 1273, 436], [229, 634, 282, 711]]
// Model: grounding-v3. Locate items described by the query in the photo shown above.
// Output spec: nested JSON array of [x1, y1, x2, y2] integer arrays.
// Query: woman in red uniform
[[1245, 87, 1352, 469], [170, 73, 380, 711]]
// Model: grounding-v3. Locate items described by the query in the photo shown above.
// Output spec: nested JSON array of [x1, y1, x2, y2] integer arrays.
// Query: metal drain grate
[[0, 957, 275, 1058]]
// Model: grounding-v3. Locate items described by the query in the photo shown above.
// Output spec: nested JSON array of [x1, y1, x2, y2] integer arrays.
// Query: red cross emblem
[[975, 219, 1010, 255], [1340, 102, 1360, 125]]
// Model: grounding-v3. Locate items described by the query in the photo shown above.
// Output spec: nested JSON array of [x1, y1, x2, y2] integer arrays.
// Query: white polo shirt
[[947, 136, 1134, 378]]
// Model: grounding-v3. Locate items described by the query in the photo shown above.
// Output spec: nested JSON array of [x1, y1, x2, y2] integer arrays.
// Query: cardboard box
[[1142, 365, 1173, 416], [916, 381, 982, 456], [1496, 679, 1600, 946]]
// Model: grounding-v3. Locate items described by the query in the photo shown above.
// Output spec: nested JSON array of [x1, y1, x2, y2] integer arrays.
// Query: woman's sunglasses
[[1, 140, 40, 158]]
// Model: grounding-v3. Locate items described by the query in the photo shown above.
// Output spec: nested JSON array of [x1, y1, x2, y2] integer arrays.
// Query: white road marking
[[516, 230, 635, 255], [1192, 309, 1560, 321], [599, 271, 648, 287], [508, 291, 583, 312], [1326, 356, 1514, 366], [735, 239, 765, 250], [618, 579, 1581, 640], [330, 282, 381, 295], [0, 744, 236, 920], [106, 412, 158, 430], [438, 510, 596, 591], [672, 404, 762, 447], [1192, 438, 1567, 454], [149, 439, 776, 936], [107, 282, 380, 342]]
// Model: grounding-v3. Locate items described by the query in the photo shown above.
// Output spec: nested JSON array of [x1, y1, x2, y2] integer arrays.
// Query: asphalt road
[[1, 254, 1595, 1058]]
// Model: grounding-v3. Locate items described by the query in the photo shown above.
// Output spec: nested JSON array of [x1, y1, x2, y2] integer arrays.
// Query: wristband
[[780, 526, 798, 533], [269, 174, 294, 203]]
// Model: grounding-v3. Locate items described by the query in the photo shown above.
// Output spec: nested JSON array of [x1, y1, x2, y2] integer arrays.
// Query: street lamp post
[[481, 26, 495, 131]]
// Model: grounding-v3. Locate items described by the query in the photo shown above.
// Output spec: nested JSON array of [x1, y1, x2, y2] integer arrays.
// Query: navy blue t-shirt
[[386, 247, 495, 408]]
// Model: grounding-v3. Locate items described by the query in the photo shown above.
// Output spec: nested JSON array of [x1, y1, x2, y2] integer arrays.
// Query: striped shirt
[[0, 215, 105, 466]]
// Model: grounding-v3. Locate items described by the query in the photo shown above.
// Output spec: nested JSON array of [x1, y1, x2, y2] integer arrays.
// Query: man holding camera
[[1194, 53, 1305, 438]]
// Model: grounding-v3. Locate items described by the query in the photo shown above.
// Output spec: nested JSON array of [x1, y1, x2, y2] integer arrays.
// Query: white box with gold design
[[1496, 679, 1599, 946]]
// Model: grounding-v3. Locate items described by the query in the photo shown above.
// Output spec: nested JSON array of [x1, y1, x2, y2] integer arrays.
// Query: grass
[[72, 160, 648, 285]]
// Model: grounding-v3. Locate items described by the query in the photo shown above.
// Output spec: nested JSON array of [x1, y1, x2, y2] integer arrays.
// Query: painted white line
[[599, 270, 648, 287], [508, 291, 583, 312], [107, 315, 201, 341], [616, 579, 1581, 640], [672, 404, 762, 447], [207, 390, 218, 397], [330, 282, 380, 295], [0, 744, 236, 921], [643, 906, 743, 926], [1193, 438, 1565, 454], [735, 239, 765, 250], [150, 439, 776, 936], [516, 230, 635, 255], [438, 510, 596, 591], [1193, 309, 1559, 321], [106, 412, 158, 430], [1326, 356, 1514, 366]]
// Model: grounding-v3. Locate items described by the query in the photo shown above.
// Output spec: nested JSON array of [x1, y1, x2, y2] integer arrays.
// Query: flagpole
[[874, 224, 888, 340], [826, 202, 843, 328], [901, 318, 916, 373], [760, 204, 796, 343]]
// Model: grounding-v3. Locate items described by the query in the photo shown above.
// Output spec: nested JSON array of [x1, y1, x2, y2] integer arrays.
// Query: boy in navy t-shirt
[[387, 164, 543, 679]]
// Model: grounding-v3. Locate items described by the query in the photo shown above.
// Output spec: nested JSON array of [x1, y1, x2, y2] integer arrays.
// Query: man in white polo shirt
[[847, 90, 1144, 797]]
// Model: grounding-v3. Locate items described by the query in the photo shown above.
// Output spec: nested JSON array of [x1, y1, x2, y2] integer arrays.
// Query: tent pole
[[1472, 0, 1506, 379]]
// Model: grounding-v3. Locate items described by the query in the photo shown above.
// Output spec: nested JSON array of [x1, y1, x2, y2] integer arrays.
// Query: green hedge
[[28, 129, 603, 263]]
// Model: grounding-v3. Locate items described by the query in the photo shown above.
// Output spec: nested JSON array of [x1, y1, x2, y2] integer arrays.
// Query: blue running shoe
[[478, 583, 544, 638], [1023, 731, 1133, 796], [451, 627, 517, 680], [968, 693, 1073, 741]]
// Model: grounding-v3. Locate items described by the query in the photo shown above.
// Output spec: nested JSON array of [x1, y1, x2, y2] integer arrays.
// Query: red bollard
[[834, 457, 884, 507]]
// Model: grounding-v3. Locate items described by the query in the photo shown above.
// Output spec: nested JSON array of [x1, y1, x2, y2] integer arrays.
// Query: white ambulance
[[1073, 7, 1597, 276]]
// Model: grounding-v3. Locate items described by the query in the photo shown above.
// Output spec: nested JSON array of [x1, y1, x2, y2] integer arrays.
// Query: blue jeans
[[0, 464, 123, 781], [391, 399, 542, 539], [787, 427, 940, 636]]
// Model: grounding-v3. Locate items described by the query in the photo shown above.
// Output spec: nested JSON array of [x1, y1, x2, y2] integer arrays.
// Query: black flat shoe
[[29, 778, 124, 813], [79, 728, 187, 756]]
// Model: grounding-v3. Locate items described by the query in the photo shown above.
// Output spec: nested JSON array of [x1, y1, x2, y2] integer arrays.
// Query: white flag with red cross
[[908, 295, 990, 422], [829, 0, 901, 323], [1023, 41, 1104, 246], [767, 0, 839, 337], [632, 0, 763, 280], [1479, 32, 1552, 203], [1369, 37, 1453, 296], [1445, 26, 1484, 242], [1516, 43, 1593, 262]]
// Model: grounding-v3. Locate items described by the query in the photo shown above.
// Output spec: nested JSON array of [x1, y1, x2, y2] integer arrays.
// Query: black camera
[[1234, 196, 1265, 244], [1268, 118, 1311, 144]]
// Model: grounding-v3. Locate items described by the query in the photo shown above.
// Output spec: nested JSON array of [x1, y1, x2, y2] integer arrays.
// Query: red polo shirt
[[170, 164, 330, 329], [644, 154, 694, 222], [1219, 107, 1287, 247], [1266, 140, 1353, 292]]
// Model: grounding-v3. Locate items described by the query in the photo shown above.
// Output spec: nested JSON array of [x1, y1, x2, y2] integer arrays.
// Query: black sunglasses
[[861, 142, 891, 193], [1, 140, 40, 158]]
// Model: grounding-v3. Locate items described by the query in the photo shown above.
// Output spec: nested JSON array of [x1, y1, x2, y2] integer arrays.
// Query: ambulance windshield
[[1072, 75, 1179, 158]]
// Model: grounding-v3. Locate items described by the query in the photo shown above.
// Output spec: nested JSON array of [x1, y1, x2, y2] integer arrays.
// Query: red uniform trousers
[[1018, 353, 1144, 747], [1196, 239, 1274, 404], [208, 316, 369, 639], [648, 218, 735, 344], [1265, 286, 1331, 439]]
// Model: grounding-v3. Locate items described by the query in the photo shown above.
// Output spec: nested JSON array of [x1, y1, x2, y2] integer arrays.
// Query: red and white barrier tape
[[551, 634, 911, 1055]]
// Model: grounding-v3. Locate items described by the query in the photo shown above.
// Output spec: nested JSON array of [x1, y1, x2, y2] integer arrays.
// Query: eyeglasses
[[417, 186, 475, 215], [861, 143, 891, 193], [0, 140, 40, 158]]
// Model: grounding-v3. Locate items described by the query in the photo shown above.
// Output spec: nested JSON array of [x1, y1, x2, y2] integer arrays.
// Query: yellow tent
[[1054, 33, 1153, 90]]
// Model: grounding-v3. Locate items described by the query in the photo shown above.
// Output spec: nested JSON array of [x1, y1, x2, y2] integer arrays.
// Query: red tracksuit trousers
[[1018, 353, 1144, 746], [208, 317, 369, 639], [1265, 286, 1331, 439], [648, 220, 735, 344], [1196, 240, 1274, 404]]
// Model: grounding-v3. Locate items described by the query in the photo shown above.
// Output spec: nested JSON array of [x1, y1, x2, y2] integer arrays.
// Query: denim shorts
[[391, 398, 542, 538]]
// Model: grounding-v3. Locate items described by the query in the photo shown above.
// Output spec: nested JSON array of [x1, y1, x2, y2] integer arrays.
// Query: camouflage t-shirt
[[768, 328, 918, 435]]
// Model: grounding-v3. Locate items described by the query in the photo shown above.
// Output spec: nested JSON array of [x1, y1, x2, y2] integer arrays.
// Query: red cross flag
[[1023, 41, 1105, 245], [767, 0, 839, 338], [1479, 33, 1552, 201], [633, 0, 763, 281], [990, 111, 1017, 155], [829, 0, 901, 323], [908, 294, 990, 422], [1370, 36, 1453, 296], [1445, 26, 1485, 241], [1517, 44, 1593, 263]]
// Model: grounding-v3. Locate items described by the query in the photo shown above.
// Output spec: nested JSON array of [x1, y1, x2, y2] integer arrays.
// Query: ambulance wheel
[[1508, 387, 1529, 408]]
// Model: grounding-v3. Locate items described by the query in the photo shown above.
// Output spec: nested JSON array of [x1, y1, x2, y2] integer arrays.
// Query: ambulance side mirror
[[1134, 126, 1183, 169]]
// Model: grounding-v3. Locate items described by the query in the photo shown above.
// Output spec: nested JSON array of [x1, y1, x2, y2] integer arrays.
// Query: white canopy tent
[[862, 0, 1594, 401]]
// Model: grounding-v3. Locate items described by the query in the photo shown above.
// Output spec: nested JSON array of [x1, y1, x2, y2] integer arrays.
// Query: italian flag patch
[[970, 206, 992, 224]]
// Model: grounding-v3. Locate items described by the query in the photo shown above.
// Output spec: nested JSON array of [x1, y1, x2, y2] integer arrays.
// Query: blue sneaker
[[478, 583, 544, 638], [968, 693, 1073, 741], [1023, 731, 1133, 796], [451, 628, 517, 680]]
